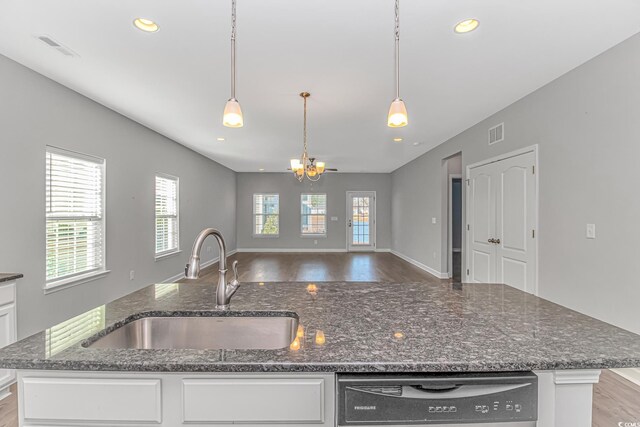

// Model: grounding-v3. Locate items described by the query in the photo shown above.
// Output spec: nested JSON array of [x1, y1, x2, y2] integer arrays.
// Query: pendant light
[[387, 0, 408, 128], [223, 0, 244, 127]]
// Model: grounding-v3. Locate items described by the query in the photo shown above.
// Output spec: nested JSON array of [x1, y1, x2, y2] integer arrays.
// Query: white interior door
[[495, 151, 537, 293], [467, 149, 537, 293], [347, 192, 376, 252], [468, 165, 497, 283]]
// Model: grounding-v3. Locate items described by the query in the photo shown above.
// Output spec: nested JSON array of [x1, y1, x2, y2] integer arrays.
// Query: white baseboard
[[390, 250, 448, 279], [236, 248, 348, 253], [236, 248, 392, 253], [611, 368, 640, 387], [163, 249, 237, 283]]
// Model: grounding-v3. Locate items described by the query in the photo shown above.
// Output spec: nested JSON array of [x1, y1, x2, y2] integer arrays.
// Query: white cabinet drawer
[[22, 377, 162, 424], [0, 282, 15, 307], [183, 377, 326, 424]]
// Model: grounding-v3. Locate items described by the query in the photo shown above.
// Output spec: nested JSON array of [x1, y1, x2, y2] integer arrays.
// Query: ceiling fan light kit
[[290, 92, 336, 182]]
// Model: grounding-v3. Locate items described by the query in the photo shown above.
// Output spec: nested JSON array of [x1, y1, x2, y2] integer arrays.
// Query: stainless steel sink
[[85, 314, 299, 350]]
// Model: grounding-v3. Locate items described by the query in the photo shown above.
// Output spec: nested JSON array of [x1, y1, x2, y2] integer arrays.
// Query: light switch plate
[[331, 216, 338, 221], [586, 224, 596, 239], [432, 217, 437, 224]]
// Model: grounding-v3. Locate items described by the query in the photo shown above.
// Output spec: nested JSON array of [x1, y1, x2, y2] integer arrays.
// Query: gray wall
[[236, 173, 391, 251], [392, 33, 640, 334], [0, 55, 237, 338]]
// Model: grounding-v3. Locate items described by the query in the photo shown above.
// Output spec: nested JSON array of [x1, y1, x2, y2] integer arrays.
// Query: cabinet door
[[0, 303, 16, 388]]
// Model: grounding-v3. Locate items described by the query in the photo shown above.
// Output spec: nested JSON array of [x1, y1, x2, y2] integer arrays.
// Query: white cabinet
[[18, 371, 336, 427], [0, 280, 17, 399]]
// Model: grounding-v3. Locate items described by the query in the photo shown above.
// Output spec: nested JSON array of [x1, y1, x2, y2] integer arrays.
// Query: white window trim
[[300, 193, 328, 237], [253, 193, 280, 238], [44, 146, 108, 293], [154, 173, 180, 260]]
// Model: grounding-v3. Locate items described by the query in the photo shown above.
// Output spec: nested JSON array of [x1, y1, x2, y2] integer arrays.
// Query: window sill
[[300, 234, 327, 239], [44, 270, 111, 295], [155, 250, 182, 261], [253, 234, 280, 239]]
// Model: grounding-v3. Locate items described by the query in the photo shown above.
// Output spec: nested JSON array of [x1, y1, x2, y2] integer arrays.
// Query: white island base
[[16, 369, 600, 427]]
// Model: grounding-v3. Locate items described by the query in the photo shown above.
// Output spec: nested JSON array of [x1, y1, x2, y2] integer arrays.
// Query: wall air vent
[[37, 35, 79, 58], [488, 123, 504, 145]]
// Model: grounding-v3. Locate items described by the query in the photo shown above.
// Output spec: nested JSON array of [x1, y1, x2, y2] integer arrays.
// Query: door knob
[[488, 238, 495, 244], [348, 219, 352, 227], [495, 238, 501, 245]]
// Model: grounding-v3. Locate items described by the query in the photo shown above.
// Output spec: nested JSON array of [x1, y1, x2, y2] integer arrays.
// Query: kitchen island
[[1, 280, 640, 426]]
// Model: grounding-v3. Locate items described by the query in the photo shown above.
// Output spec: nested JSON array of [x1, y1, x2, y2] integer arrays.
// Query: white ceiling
[[1, 1, 640, 172]]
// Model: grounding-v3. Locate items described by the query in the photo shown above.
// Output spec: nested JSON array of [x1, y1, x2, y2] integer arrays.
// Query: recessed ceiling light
[[413, 142, 421, 146], [259, 168, 265, 172], [217, 137, 225, 142], [133, 18, 159, 33], [454, 19, 479, 34], [393, 137, 403, 142]]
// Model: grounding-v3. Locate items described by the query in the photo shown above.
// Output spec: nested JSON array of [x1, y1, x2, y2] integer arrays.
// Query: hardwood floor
[[0, 385, 17, 427], [0, 252, 637, 426], [186, 252, 444, 284], [593, 369, 640, 427]]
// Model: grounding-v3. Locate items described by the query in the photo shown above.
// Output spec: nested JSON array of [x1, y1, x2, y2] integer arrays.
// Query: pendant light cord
[[231, 0, 237, 100], [394, 0, 400, 99]]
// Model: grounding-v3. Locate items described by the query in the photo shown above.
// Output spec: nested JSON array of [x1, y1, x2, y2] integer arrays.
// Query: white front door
[[347, 192, 376, 252], [467, 149, 537, 294]]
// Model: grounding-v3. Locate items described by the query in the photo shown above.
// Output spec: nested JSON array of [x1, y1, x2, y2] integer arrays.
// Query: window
[[46, 147, 106, 288], [301, 194, 327, 236], [155, 174, 179, 257], [253, 194, 279, 236]]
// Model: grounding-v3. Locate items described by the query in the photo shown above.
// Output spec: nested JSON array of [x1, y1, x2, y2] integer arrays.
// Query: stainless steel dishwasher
[[337, 372, 537, 426]]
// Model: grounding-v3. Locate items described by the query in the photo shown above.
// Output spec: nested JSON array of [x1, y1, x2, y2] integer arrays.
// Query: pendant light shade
[[223, 98, 243, 128], [387, 0, 408, 128], [388, 98, 408, 127], [223, 0, 243, 128]]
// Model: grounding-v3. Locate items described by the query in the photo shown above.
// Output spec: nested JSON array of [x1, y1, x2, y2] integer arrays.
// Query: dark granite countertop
[[1, 281, 640, 373], [0, 273, 23, 283]]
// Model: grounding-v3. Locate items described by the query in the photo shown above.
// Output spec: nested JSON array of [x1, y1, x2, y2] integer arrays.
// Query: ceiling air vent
[[488, 123, 504, 145], [37, 35, 79, 58]]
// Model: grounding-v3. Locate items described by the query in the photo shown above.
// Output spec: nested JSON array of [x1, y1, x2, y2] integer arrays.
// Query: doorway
[[346, 191, 376, 252], [449, 175, 463, 282], [466, 146, 538, 294]]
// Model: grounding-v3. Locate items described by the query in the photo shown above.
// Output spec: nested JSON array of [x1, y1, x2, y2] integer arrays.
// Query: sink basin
[[85, 313, 299, 350]]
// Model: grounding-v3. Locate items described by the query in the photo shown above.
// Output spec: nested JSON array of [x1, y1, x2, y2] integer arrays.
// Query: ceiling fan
[[289, 92, 337, 182]]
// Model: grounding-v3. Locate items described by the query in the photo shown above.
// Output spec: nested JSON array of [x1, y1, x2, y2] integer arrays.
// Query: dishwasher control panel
[[337, 372, 537, 425]]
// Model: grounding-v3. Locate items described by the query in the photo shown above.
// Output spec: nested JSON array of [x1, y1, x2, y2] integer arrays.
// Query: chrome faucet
[[185, 228, 240, 309]]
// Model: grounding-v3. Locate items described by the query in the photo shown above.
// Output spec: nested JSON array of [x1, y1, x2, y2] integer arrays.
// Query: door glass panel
[[351, 196, 370, 245]]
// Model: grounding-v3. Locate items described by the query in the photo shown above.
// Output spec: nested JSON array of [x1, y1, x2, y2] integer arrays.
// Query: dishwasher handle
[[401, 382, 531, 400]]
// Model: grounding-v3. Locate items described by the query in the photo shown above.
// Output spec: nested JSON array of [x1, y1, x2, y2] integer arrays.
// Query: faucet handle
[[231, 260, 239, 284]]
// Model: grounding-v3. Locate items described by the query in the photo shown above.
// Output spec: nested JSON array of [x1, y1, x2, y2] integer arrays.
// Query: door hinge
[[466, 179, 470, 186], [467, 224, 470, 231], [532, 229, 535, 238], [467, 269, 470, 275], [532, 165, 535, 175]]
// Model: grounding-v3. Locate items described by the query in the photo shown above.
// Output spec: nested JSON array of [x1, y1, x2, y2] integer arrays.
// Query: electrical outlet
[[331, 216, 338, 221], [314, 240, 318, 245], [432, 217, 437, 224], [586, 224, 596, 239], [129, 270, 135, 281]]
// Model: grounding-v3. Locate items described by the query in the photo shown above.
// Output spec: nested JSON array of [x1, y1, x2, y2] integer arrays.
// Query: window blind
[[155, 175, 179, 255], [46, 148, 105, 283], [253, 194, 279, 235], [301, 194, 327, 235]]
